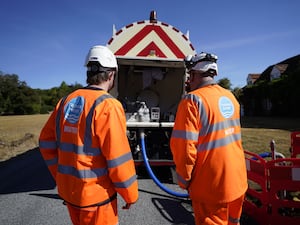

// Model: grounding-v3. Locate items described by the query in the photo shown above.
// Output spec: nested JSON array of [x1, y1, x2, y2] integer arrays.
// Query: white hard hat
[[85, 45, 117, 70], [191, 61, 218, 75], [185, 52, 218, 75]]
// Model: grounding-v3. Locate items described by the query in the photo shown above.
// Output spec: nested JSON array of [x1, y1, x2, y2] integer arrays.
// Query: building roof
[[247, 73, 261, 84]]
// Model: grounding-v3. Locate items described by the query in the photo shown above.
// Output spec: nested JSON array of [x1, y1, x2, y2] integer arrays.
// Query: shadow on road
[[0, 147, 56, 194], [137, 187, 194, 225], [152, 197, 194, 225], [30, 192, 61, 200]]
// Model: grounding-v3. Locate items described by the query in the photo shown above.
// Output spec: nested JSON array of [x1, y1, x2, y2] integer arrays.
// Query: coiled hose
[[140, 131, 189, 198]]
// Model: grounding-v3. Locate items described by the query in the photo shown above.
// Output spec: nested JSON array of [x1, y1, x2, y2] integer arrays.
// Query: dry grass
[[0, 114, 49, 161], [242, 128, 291, 156], [0, 115, 299, 161], [241, 116, 300, 157]]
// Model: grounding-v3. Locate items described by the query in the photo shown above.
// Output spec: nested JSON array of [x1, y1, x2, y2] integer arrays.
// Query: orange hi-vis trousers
[[66, 198, 118, 225], [192, 195, 245, 225]]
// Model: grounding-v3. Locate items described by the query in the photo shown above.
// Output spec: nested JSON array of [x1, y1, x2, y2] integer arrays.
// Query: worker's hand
[[122, 203, 133, 210]]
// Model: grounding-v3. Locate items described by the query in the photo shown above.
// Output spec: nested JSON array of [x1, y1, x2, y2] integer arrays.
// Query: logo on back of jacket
[[219, 96, 235, 135], [63, 97, 85, 133], [218, 96, 234, 119]]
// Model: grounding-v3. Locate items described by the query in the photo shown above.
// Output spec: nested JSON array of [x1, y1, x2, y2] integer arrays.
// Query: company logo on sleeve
[[64, 96, 85, 124], [218, 96, 234, 118]]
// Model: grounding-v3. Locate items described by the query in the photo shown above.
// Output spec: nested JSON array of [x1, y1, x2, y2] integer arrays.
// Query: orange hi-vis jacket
[[170, 82, 248, 203], [39, 87, 138, 207]]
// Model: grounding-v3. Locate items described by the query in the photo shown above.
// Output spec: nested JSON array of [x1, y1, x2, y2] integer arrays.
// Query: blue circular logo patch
[[218, 96, 234, 118], [64, 96, 85, 124]]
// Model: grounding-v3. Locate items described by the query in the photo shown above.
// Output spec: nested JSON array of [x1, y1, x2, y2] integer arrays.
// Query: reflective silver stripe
[[107, 152, 133, 168], [58, 164, 108, 179], [197, 133, 241, 152], [185, 94, 240, 137], [59, 142, 100, 156], [55, 94, 113, 156], [56, 96, 67, 143], [113, 174, 137, 188], [229, 216, 240, 224], [171, 130, 198, 141], [172, 120, 240, 142], [199, 119, 240, 137], [184, 93, 208, 133], [181, 94, 241, 152], [45, 157, 58, 166], [177, 173, 190, 188], [39, 140, 57, 149], [84, 94, 113, 149], [183, 93, 203, 112]]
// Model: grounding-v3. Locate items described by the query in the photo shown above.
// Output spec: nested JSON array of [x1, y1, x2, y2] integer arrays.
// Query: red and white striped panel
[[107, 20, 196, 59]]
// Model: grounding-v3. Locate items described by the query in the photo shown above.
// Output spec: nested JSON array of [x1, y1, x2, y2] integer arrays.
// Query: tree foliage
[[217, 77, 232, 90], [217, 77, 243, 100], [0, 73, 83, 115], [241, 69, 300, 117], [0, 73, 245, 115]]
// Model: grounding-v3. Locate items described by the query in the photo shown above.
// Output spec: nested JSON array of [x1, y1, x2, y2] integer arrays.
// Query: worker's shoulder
[[100, 94, 122, 107]]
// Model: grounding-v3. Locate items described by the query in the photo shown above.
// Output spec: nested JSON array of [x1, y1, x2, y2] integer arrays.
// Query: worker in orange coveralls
[[39, 45, 138, 225], [170, 52, 248, 225]]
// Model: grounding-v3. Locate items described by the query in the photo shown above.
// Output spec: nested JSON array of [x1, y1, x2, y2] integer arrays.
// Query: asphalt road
[[0, 148, 194, 225], [0, 148, 257, 225]]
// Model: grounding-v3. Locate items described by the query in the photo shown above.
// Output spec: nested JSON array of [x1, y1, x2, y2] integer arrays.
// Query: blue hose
[[140, 131, 189, 198], [251, 151, 285, 160]]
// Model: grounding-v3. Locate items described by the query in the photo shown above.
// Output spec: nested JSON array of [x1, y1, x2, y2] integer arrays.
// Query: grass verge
[[0, 115, 299, 161]]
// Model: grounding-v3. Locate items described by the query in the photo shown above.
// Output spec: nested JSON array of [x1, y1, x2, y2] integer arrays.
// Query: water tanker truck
[[107, 11, 195, 169]]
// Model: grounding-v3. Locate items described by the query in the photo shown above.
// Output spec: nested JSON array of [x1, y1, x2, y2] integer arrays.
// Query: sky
[[0, 0, 299, 89]]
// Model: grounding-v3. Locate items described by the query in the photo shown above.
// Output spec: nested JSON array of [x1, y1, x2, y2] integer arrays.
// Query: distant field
[[0, 114, 49, 161], [0, 115, 299, 161], [241, 116, 300, 156]]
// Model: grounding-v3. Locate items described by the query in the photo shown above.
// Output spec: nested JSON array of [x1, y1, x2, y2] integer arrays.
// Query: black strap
[[63, 193, 117, 208]]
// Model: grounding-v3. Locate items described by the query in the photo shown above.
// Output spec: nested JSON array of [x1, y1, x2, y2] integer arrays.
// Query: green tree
[[218, 77, 232, 90], [232, 87, 243, 100], [0, 72, 83, 115], [0, 74, 20, 114]]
